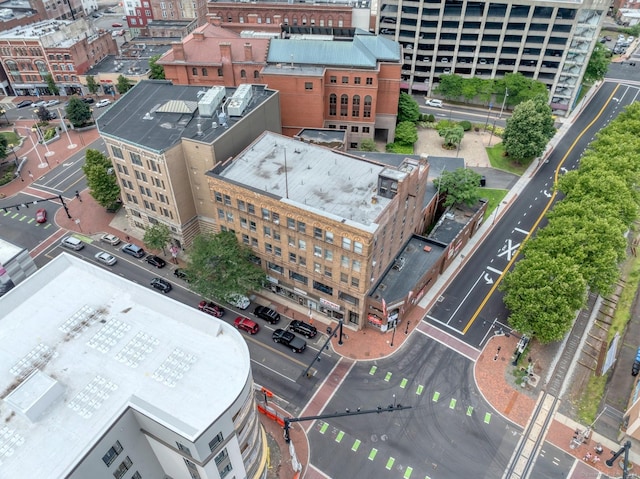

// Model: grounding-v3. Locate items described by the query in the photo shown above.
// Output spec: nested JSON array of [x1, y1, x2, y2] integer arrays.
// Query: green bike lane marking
[[352, 439, 361, 451], [432, 391, 440, 402], [386, 457, 395, 470], [335, 431, 344, 443], [384, 372, 392, 382], [467, 406, 473, 416], [416, 384, 424, 395], [449, 398, 456, 409], [369, 365, 377, 375], [404, 466, 413, 478], [484, 412, 492, 424], [400, 378, 408, 388], [319, 423, 328, 434], [368, 448, 377, 461]]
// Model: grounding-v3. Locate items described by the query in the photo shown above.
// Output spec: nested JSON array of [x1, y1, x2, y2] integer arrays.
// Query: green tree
[[185, 232, 266, 301], [584, 42, 610, 83], [66, 97, 92, 127], [503, 95, 555, 162], [144, 223, 171, 255], [397, 92, 420, 123], [433, 168, 482, 207], [148, 54, 166, 80], [116, 75, 133, 94], [0, 134, 7, 162], [82, 149, 121, 207], [86, 75, 100, 95], [394, 121, 418, 145], [502, 251, 587, 343], [44, 74, 60, 96], [438, 125, 464, 148], [360, 138, 377, 151], [434, 74, 464, 100], [497, 73, 548, 107], [35, 106, 53, 122]]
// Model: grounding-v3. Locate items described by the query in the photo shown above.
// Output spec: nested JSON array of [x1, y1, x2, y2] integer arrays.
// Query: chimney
[[193, 31, 205, 41], [219, 42, 232, 63], [172, 42, 185, 61], [244, 43, 252, 61]]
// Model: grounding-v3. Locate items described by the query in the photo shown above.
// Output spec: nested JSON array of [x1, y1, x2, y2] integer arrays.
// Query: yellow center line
[[462, 85, 620, 335]]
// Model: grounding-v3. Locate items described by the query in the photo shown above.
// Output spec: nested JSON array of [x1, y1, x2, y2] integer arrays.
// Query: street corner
[[474, 333, 537, 427]]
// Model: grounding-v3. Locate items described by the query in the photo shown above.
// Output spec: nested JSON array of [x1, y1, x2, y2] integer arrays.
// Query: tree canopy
[[438, 125, 464, 148], [66, 97, 92, 127], [44, 74, 59, 96], [502, 95, 555, 162], [397, 92, 420, 123], [0, 134, 7, 162], [584, 42, 610, 83], [144, 223, 171, 255], [185, 232, 266, 301], [82, 149, 121, 207], [86, 75, 100, 95], [394, 121, 418, 145], [148, 55, 166, 80], [116, 75, 133, 94], [434, 167, 482, 207]]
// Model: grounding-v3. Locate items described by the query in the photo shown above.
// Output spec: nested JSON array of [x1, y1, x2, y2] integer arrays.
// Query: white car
[[31, 100, 46, 108], [226, 293, 250, 310], [95, 99, 111, 108], [44, 99, 60, 107], [425, 99, 443, 108], [100, 233, 121, 246], [95, 251, 117, 266]]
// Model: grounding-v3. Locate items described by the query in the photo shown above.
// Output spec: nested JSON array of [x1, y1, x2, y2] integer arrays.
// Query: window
[[352, 95, 360, 117], [209, 432, 224, 452], [131, 473, 141, 479], [102, 441, 123, 466], [242, 234, 249, 244], [130, 152, 142, 166], [325, 266, 332, 278], [223, 194, 231, 206], [272, 212, 280, 224], [325, 231, 334, 243], [330, 75, 337, 83], [342, 237, 351, 250], [351, 126, 358, 133], [251, 237, 258, 247], [289, 252, 297, 263], [287, 217, 295, 229], [264, 226, 271, 237], [314, 262, 321, 273], [217, 209, 224, 220], [237, 199, 246, 211], [329, 94, 337, 116], [299, 256, 306, 266], [366, 77, 373, 85], [354, 241, 363, 254], [354, 77, 361, 84], [219, 464, 233, 479], [352, 260, 361, 272], [351, 277, 360, 288], [288, 235, 295, 246], [342, 76, 349, 84], [202, 68, 208, 76], [250, 221, 256, 232], [262, 208, 270, 220], [340, 272, 348, 283], [268, 261, 283, 274], [314, 245, 322, 257], [298, 239, 306, 250], [290, 271, 308, 284], [274, 230, 281, 241], [364, 96, 372, 118], [254, 70, 260, 79], [192, 67, 198, 75], [341, 255, 349, 268], [274, 246, 282, 257], [240, 217, 248, 229], [305, 82, 313, 90], [218, 68, 223, 76], [112, 146, 124, 159], [226, 211, 233, 222], [247, 203, 255, 215], [215, 448, 229, 465], [324, 249, 333, 261], [340, 94, 348, 117], [184, 458, 201, 479], [177, 442, 192, 456], [113, 457, 133, 479], [314, 227, 323, 239], [363, 127, 370, 133], [265, 243, 273, 254], [313, 280, 333, 295], [297, 221, 306, 234], [240, 69, 246, 78]]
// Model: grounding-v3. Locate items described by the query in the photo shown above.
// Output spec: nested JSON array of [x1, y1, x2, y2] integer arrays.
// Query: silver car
[[95, 251, 117, 266], [100, 233, 121, 246]]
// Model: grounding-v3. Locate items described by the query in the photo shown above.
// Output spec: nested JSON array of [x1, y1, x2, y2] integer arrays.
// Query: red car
[[111, 22, 123, 27], [234, 316, 259, 335], [198, 300, 225, 318], [35, 208, 47, 223]]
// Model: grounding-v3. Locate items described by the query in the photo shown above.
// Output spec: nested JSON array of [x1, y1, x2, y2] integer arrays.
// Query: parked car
[[145, 255, 166, 268], [31, 100, 46, 108], [425, 99, 443, 108], [44, 99, 60, 107], [288, 319, 318, 338], [81, 97, 95, 104], [198, 301, 225, 318], [94, 251, 117, 266], [234, 316, 260, 335], [254, 306, 281, 324], [100, 233, 121, 246], [121, 243, 145, 258], [60, 236, 84, 251], [16, 100, 33, 108], [150, 278, 172, 293], [111, 22, 123, 27], [35, 208, 47, 223], [272, 329, 306, 353], [226, 293, 250, 310], [96, 99, 111, 108]]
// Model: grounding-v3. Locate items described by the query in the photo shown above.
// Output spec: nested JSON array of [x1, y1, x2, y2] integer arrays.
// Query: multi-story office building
[[207, 131, 428, 328], [378, 0, 609, 114], [0, 253, 265, 479], [96, 80, 281, 247], [0, 19, 117, 96], [159, 22, 401, 146]]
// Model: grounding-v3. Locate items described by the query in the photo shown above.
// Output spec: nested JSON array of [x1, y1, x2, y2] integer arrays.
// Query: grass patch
[[0, 131, 21, 148], [386, 143, 414, 154], [486, 143, 530, 176], [577, 373, 609, 424], [607, 246, 640, 343], [575, 82, 593, 107], [480, 188, 508, 221]]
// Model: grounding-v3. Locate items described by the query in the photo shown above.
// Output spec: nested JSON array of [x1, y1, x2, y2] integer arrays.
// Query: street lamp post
[[56, 107, 77, 149], [0, 108, 9, 125], [498, 88, 509, 119], [24, 127, 48, 169], [32, 113, 55, 158]]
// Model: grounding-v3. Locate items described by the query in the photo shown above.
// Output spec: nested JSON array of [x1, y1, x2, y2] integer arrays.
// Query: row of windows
[[328, 94, 372, 118], [51, 63, 75, 71], [1, 47, 42, 57], [124, 192, 173, 219], [190, 67, 260, 79], [329, 75, 374, 85], [48, 53, 72, 61], [113, 146, 162, 174], [327, 125, 371, 134], [217, 11, 345, 27]]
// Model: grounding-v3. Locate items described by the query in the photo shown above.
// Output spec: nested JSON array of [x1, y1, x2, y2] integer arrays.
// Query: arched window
[[292, 15, 298, 25], [338, 16, 344, 27], [192, 67, 198, 75], [352, 95, 360, 117], [266, 15, 271, 23], [240, 69, 246, 78], [340, 94, 348, 117], [239, 15, 244, 23], [253, 70, 260, 79], [202, 68, 208, 76], [5, 60, 18, 71], [310, 16, 315, 25], [301, 15, 307, 25], [364, 96, 372, 118], [283, 16, 289, 24], [35, 60, 47, 73], [319, 16, 325, 26], [328, 17, 333, 27], [329, 94, 337, 116]]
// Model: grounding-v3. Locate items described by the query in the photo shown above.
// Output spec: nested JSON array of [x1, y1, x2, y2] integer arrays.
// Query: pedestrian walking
[[583, 452, 592, 462], [28, 170, 34, 180], [75, 190, 82, 202], [125, 235, 130, 242], [592, 455, 600, 464]]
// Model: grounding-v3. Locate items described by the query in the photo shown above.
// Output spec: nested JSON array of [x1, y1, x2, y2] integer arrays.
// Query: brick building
[[159, 22, 401, 147], [0, 19, 118, 97]]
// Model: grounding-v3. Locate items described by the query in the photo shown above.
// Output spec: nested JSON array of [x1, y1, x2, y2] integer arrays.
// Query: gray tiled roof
[[267, 34, 400, 68]]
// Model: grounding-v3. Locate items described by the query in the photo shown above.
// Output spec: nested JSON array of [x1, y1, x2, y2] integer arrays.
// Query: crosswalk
[[1, 209, 53, 228]]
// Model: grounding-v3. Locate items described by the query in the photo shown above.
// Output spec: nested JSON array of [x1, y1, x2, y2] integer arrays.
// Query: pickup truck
[[272, 329, 306, 353], [234, 316, 259, 335]]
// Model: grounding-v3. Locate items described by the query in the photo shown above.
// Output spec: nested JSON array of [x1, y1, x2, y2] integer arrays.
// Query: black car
[[633, 361, 640, 377], [16, 100, 32, 108], [254, 306, 281, 324], [145, 255, 166, 268], [173, 268, 189, 281], [288, 319, 317, 338], [150, 277, 172, 293], [81, 97, 95, 104], [272, 329, 306, 353]]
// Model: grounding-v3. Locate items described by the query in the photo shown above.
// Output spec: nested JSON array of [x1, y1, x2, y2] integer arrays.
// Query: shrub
[[427, 114, 435, 122], [459, 120, 472, 131], [0, 164, 16, 186], [43, 128, 57, 141]]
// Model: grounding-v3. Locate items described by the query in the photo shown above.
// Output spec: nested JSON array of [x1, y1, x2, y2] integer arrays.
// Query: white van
[[425, 99, 443, 108], [61, 236, 84, 251]]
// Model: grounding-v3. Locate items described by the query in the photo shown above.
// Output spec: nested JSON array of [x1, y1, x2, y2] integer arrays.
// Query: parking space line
[[416, 385, 424, 395], [368, 448, 377, 461], [352, 439, 361, 451], [449, 398, 456, 409], [384, 372, 392, 382], [432, 391, 440, 402], [404, 466, 413, 478], [386, 457, 395, 470], [335, 431, 344, 443], [369, 365, 377, 375], [400, 378, 408, 388], [319, 423, 328, 434], [484, 412, 492, 424]]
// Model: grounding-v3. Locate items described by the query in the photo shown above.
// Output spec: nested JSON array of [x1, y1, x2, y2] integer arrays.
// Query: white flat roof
[[0, 254, 251, 478], [219, 132, 391, 231], [0, 238, 23, 264]]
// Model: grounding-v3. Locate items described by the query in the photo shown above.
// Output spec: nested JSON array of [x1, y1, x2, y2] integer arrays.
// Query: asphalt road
[[307, 333, 520, 478], [0, 192, 56, 249], [425, 80, 638, 349]]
